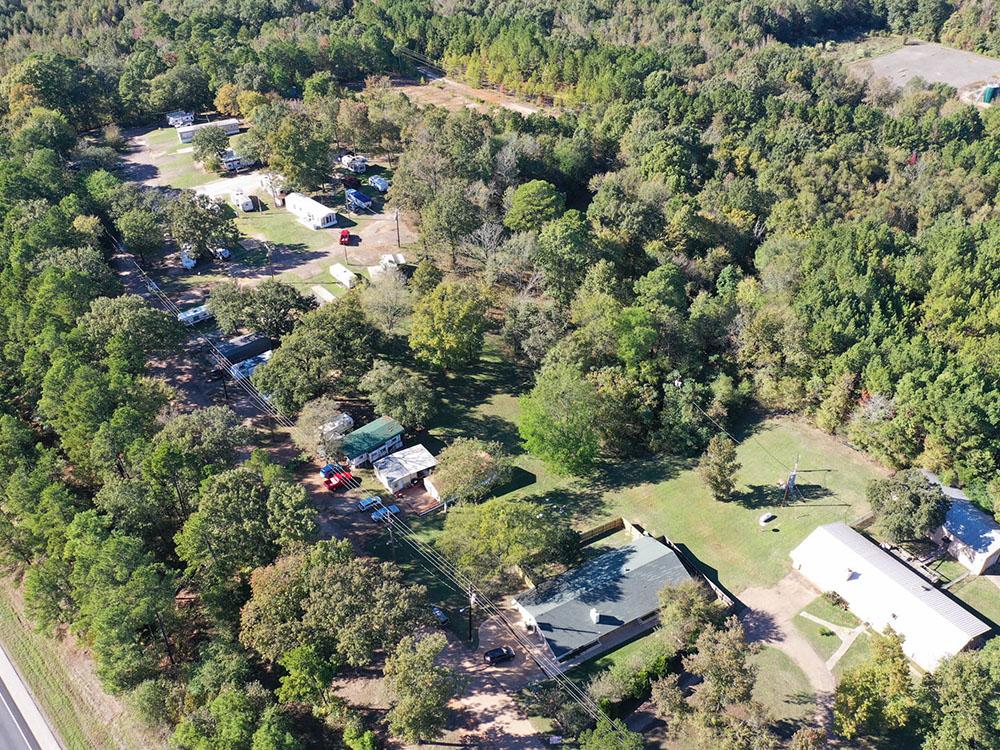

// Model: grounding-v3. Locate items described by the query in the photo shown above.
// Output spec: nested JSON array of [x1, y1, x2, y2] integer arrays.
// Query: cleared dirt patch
[[851, 41, 1000, 92]]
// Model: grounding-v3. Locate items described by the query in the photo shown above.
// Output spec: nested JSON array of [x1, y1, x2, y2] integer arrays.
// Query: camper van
[[340, 154, 368, 173], [286, 193, 338, 230], [229, 350, 272, 380], [177, 304, 213, 326], [232, 191, 255, 212], [330, 263, 360, 289]]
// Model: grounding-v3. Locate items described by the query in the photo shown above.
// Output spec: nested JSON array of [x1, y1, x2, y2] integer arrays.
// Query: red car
[[324, 470, 354, 491], [339, 229, 351, 245]]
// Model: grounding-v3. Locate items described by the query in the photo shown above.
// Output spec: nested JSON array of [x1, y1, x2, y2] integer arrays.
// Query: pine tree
[[698, 435, 741, 501]]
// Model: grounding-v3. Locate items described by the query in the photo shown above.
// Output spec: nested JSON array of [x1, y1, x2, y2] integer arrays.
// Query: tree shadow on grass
[[491, 466, 536, 496], [520, 487, 609, 527], [589, 454, 690, 494], [675, 543, 740, 608]]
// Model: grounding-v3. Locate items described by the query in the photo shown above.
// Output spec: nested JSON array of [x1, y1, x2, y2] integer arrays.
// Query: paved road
[[0, 670, 38, 750], [0, 643, 60, 750]]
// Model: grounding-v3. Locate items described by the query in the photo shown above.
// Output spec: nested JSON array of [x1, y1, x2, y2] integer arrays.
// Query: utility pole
[[467, 591, 477, 641], [395, 208, 401, 248]]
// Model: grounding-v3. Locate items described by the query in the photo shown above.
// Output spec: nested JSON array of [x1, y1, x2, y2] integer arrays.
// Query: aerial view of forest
[[0, 0, 997, 749]]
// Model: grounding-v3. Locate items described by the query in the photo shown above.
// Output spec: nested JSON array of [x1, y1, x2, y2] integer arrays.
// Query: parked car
[[371, 504, 400, 522], [206, 367, 227, 382], [483, 646, 515, 665], [431, 606, 449, 627], [357, 496, 380, 512], [368, 175, 390, 193], [211, 246, 232, 260], [339, 229, 351, 246]]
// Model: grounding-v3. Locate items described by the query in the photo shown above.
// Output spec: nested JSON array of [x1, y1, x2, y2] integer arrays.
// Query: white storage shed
[[790, 523, 991, 671], [330, 263, 359, 289]]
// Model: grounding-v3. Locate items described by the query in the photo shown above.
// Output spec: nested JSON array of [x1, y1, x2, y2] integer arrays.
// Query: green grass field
[[949, 576, 1000, 625], [793, 616, 842, 661], [751, 646, 815, 722], [832, 632, 873, 681], [0, 586, 166, 750], [421, 341, 883, 594], [804, 595, 860, 628], [236, 205, 340, 253]]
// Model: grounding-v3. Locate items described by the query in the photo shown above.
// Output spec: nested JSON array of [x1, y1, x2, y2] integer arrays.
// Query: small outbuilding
[[329, 263, 359, 289], [373, 444, 438, 493], [790, 522, 991, 671], [923, 471, 1000, 575], [339, 416, 404, 468], [286, 193, 338, 230]]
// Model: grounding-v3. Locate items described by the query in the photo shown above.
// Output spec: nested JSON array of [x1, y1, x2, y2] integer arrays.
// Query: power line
[[674, 377, 806, 502], [110, 237, 296, 429], [320, 464, 631, 742]]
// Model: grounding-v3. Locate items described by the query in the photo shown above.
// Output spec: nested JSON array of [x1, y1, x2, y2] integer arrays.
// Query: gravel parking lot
[[852, 41, 1000, 91]]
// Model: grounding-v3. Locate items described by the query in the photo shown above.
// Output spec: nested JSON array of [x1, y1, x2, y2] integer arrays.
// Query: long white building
[[790, 523, 991, 671], [286, 193, 338, 229]]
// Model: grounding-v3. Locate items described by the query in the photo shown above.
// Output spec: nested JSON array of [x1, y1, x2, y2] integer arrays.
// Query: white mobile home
[[373, 444, 437, 493], [791, 523, 991, 671], [166, 110, 194, 128], [286, 193, 338, 229], [177, 304, 213, 326], [176, 118, 241, 144], [330, 263, 359, 289]]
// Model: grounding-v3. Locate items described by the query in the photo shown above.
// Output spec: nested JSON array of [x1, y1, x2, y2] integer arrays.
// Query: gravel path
[[738, 572, 835, 727]]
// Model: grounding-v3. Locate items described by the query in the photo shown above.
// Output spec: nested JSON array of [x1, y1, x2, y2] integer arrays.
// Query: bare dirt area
[[392, 75, 557, 117], [738, 572, 835, 728], [850, 41, 1000, 100]]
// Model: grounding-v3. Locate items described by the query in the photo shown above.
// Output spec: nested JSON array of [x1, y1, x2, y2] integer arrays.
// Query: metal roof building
[[339, 416, 404, 468], [924, 471, 1000, 575], [513, 534, 692, 664], [791, 523, 991, 671], [373, 444, 437, 493]]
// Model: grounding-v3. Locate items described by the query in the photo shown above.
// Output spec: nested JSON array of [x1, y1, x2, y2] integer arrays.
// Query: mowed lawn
[[426, 344, 884, 595]]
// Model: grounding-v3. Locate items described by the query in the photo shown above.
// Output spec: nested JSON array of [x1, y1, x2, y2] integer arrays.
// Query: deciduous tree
[[384, 634, 459, 744], [430, 438, 511, 505], [409, 281, 488, 369], [358, 360, 436, 428], [868, 469, 948, 542]]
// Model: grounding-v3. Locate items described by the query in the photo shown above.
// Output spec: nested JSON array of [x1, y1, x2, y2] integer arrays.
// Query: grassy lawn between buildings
[[415, 340, 885, 596]]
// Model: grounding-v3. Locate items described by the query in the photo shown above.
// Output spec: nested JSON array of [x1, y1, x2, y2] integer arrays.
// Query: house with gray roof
[[512, 533, 693, 665]]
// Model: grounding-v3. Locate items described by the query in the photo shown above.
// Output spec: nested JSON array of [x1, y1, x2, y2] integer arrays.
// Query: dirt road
[[738, 572, 835, 727]]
